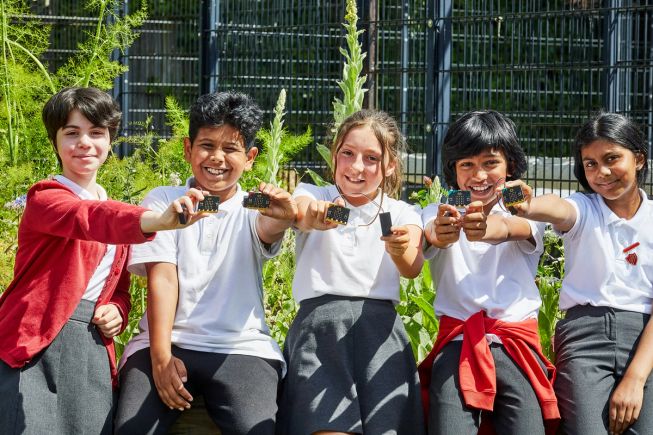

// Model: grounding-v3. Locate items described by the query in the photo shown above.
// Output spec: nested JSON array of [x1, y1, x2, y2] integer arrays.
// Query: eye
[[340, 149, 353, 157], [583, 160, 596, 169], [366, 154, 380, 162], [64, 130, 78, 136], [457, 161, 473, 169]]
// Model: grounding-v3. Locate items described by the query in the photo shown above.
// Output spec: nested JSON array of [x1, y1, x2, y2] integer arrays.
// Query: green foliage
[[410, 175, 447, 209], [57, 0, 147, 90], [263, 233, 298, 345], [310, 0, 367, 181], [253, 89, 312, 188], [332, 0, 367, 133], [397, 262, 438, 362], [537, 228, 564, 360]]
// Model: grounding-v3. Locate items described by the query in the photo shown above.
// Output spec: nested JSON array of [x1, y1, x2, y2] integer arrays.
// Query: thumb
[[334, 197, 346, 207]]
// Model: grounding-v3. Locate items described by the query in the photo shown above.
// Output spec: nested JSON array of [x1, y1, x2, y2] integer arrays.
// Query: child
[[419, 110, 559, 434], [278, 109, 425, 434], [0, 87, 205, 435], [114, 91, 297, 434], [509, 112, 653, 435]]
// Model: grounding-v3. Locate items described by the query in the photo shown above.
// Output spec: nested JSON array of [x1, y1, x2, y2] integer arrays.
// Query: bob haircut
[[188, 91, 263, 149], [573, 112, 648, 192], [441, 110, 527, 189], [42, 87, 121, 165]]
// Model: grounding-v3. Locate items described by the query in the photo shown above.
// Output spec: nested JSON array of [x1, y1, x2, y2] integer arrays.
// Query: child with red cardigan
[[420, 110, 559, 434], [0, 87, 204, 435]]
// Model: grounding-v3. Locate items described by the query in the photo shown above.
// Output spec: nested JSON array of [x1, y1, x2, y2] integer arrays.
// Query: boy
[[0, 87, 204, 435], [115, 91, 296, 434]]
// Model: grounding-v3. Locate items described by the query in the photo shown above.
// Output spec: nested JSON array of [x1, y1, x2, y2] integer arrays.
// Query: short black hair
[[573, 112, 648, 192], [42, 87, 121, 165], [441, 110, 527, 189], [188, 91, 263, 148]]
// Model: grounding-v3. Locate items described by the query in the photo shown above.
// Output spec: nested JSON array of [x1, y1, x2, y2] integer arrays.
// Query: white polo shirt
[[292, 183, 423, 303], [121, 181, 284, 369], [423, 203, 545, 322], [559, 190, 653, 313], [54, 175, 116, 303]]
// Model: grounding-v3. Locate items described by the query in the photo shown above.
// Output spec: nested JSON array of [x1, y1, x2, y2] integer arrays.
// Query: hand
[[498, 180, 533, 217], [425, 203, 462, 247], [381, 225, 412, 257], [609, 375, 645, 434], [461, 201, 487, 241], [256, 182, 298, 222], [92, 304, 123, 338], [161, 188, 209, 229], [151, 353, 193, 411], [305, 198, 346, 231]]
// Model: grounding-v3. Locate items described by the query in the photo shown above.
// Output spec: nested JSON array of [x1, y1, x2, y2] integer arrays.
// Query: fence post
[[111, 0, 130, 156], [200, 0, 219, 94], [603, 0, 632, 112], [427, 0, 451, 179]]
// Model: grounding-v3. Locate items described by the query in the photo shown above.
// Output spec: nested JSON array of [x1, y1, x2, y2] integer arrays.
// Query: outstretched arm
[[255, 182, 298, 244], [502, 180, 577, 233], [609, 315, 653, 434]]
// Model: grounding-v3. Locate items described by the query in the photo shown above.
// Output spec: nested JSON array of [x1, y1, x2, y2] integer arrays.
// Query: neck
[[605, 188, 642, 220], [62, 170, 99, 199]]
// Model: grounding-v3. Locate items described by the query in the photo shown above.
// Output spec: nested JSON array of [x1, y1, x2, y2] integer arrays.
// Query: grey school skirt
[[277, 294, 425, 435], [0, 299, 114, 435]]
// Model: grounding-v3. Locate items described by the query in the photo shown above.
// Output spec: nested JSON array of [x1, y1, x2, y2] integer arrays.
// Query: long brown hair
[[330, 110, 406, 198]]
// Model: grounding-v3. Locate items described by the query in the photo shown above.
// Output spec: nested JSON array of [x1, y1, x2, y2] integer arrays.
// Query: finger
[[174, 359, 193, 403], [466, 201, 484, 214], [622, 405, 635, 431], [186, 188, 205, 202], [609, 404, 618, 434], [334, 197, 346, 207]]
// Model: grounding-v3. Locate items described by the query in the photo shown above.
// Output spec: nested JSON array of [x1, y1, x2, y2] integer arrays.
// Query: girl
[[420, 110, 559, 434], [510, 112, 653, 435], [278, 110, 425, 434], [0, 87, 204, 435]]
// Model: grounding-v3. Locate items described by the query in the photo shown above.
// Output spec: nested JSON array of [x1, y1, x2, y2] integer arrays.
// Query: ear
[[183, 137, 192, 162], [244, 147, 259, 171], [635, 152, 645, 171], [384, 158, 397, 178]]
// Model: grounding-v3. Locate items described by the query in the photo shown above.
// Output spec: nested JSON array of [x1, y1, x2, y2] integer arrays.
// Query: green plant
[[308, 0, 366, 185], [537, 228, 564, 360], [57, 0, 147, 90]]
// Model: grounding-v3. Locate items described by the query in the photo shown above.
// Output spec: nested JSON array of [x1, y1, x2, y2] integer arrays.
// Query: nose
[[472, 168, 487, 182], [351, 154, 364, 172], [78, 134, 92, 148], [210, 148, 226, 162], [598, 164, 611, 177]]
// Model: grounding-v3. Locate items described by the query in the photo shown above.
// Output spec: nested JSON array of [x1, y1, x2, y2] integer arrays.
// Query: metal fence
[[34, 0, 653, 194], [432, 0, 653, 194], [32, 0, 201, 143]]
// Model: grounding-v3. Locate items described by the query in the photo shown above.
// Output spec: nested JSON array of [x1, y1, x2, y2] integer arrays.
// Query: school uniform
[[277, 182, 425, 435], [419, 202, 558, 435], [554, 190, 653, 435], [0, 176, 153, 435], [114, 180, 284, 435]]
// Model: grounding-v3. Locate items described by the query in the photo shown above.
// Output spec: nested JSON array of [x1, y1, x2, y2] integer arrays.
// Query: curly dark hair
[[441, 110, 527, 189], [42, 87, 121, 165], [573, 112, 648, 193], [188, 91, 263, 149]]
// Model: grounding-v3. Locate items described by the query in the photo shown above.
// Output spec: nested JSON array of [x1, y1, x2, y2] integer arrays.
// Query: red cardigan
[[0, 180, 154, 388], [418, 311, 560, 434]]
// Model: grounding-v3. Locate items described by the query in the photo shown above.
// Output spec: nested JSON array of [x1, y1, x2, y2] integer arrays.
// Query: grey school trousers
[[555, 305, 653, 435], [0, 299, 113, 435], [115, 347, 282, 435], [428, 340, 547, 435]]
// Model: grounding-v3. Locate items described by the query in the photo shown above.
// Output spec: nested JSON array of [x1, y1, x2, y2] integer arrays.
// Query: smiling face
[[581, 139, 644, 210], [184, 124, 258, 201], [55, 109, 111, 186], [333, 124, 395, 206], [454, 148, 508, 209]]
